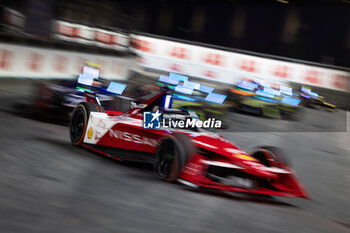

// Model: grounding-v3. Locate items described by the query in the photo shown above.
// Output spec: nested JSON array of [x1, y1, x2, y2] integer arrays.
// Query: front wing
[[178, 153, 310, 199]]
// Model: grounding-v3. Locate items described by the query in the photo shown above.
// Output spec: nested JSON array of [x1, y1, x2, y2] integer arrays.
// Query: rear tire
[[154, 133, 195, 182], [69, 102, 105, 146]]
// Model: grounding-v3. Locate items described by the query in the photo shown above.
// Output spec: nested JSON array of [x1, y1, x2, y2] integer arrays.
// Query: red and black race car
[[69, 87, 310, 199]]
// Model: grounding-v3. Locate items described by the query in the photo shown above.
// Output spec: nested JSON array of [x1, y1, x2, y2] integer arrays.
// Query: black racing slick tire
[[69, 102, 105, 146], [154, 133, 195, 182], [251, 146, 291, 168]]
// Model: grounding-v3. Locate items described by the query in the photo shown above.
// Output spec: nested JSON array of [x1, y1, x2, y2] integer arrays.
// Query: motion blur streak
[[0, 79, 349, 233], [0, 0, 350, 233]]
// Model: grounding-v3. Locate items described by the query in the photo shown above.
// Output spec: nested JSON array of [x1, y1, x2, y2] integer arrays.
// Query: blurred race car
[[156, 74, 231, 128], [299, 86, 336, 111], [69, 85, 309, 199], [229, 80, 301, 119], [33, 63, 133, 119]]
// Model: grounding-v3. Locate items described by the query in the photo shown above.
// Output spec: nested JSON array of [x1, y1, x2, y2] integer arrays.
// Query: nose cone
[[190, 133, 243, 156]]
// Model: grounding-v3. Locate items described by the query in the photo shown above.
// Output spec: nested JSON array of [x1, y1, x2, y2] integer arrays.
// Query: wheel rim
[[156, 141, 177, 179], [70, 108, 85, 143]]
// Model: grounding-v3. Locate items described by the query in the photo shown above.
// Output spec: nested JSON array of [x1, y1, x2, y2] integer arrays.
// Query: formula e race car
[[299, 86, 336, 111], [69, 87, 309, 199], [228, 80, 301, 119], [33, 63, 134, 120]]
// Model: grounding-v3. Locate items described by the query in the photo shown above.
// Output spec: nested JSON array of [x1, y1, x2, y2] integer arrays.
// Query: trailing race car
[[156, 73, 231, 128], [228, 80, 301, 119], [69, 86, 309, 199], [299, 86, 336, 111], [33, 63, 133, 120]]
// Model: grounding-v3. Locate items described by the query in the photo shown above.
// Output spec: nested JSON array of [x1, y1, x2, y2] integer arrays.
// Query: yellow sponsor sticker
[[235, 153, 257, 161], [87, 127, 93, 139]]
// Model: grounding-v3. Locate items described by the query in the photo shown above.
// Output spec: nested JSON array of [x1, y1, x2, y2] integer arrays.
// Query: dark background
[[1, 0, 350, 67]]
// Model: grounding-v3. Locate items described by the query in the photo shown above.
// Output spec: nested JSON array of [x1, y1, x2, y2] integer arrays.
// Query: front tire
[[69, 102, 104, 146], [251, 146, 291, 168]]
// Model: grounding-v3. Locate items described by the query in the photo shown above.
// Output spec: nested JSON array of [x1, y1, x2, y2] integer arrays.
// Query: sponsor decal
[[109, 129, 157, 147], [224, 148, 256, 161], [87, 127, 93, 139], [234, 153, 257, 161]]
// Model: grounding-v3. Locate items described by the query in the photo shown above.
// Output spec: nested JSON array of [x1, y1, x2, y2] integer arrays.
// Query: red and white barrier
[[53, 20, 129, 51], [1, 32, 348, 93], [130, 35, 350, 92], [0, 43, 134, 80]]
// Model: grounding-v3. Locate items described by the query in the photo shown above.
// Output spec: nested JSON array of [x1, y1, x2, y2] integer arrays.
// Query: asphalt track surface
[[0, 79, 349, 233]]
